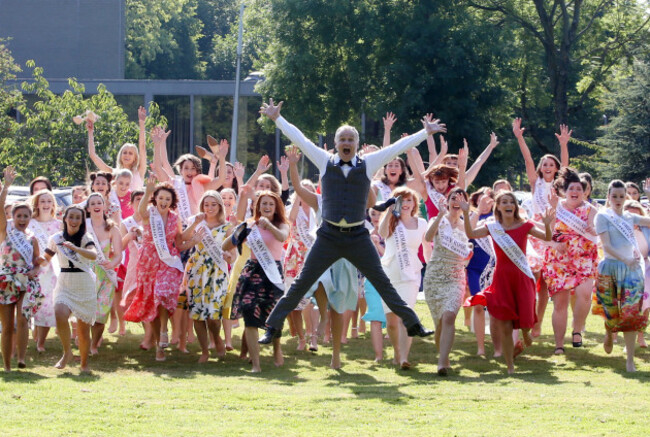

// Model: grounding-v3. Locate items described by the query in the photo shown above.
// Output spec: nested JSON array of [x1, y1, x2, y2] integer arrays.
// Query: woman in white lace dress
[[423, 187, 472, 376]]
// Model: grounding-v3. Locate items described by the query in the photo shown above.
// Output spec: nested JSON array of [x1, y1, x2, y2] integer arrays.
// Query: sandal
[[572, 332, 583, 348], [400, 361, 411, 370], [554, 347, 565, 355]]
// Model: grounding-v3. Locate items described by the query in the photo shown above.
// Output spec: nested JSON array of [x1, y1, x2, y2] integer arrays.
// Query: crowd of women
[[1, 103, 649, 376]]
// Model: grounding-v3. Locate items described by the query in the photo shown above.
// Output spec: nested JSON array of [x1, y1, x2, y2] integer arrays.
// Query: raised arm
[[287, 147, 319, 211], [405, 148, 427, 198], [235, 184, 254, 223], [460, 200, 489, 239], [377, 209, 393, 240], [137, 106, 148, 178], [260, 99, 330, 173], [245, 155, 272, 188], [233, 162, 245, 189], [512, 118, 538, 187], [465, 132, 498, 187], [139, 175, 156, 221], [204, 140, 229, 191], [277, 156, 290, 192], [366, 116, 446, 175], [0, 166, 16, 240], [151, 127, 172, 182], [382, 112, 397, 148], [528, 206, 555, 241], [555, 124, 571, 167], [86, 120, 113, 173], [424, 207, 447, 242], [457, 140, 469, 190]]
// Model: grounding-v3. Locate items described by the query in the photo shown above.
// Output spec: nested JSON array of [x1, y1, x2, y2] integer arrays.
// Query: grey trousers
[[265, 223, 421, 329]]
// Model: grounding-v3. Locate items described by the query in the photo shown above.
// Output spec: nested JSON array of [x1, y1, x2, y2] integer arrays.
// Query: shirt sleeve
[[275, 116, 330, 174], [364, 129, 429, 178], [595, 213, 608, 235]]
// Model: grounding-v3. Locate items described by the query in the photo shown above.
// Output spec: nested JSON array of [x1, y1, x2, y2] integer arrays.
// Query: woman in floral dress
[[184, 191, 235, 363], [124, 176, 200, 362], [0, 167, 42, 371], [29, 189, 61, 352], [593, 180, 650, 372], [542, 167, 598, 354]]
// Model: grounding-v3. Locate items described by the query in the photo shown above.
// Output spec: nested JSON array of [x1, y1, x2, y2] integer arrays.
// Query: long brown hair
[[85, 192, 115, 232], [254, 190, 289, 227], [386, 186, 420, 237], [422, 164, 458, 185], [493, 191, 522, 223]]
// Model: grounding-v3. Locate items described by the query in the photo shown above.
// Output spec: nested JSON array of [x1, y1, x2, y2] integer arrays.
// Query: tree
[[125, 0, 205, 79], [0, 61, 166, 185], [257, 0, 518, 187], [467, 0, 650, 153], [0, 39, 23, 147], [597, 49, 650, 184]]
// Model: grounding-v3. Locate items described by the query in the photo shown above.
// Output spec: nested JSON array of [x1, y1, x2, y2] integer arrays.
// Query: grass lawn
[[1, 302, 649, 436]]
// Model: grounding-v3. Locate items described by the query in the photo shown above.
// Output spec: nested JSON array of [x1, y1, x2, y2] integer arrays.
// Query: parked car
[[6, 186, 72, 217]]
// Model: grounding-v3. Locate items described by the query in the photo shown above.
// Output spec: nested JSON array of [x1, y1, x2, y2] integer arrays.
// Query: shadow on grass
[[0, 370, 47, 383]]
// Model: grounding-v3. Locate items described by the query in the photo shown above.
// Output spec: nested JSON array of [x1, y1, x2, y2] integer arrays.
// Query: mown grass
[[1, 302, 650, 436]]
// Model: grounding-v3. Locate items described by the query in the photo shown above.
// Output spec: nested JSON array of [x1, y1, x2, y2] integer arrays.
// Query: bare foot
[[216, 342, 226, 359], [251, 366, 261, 373], [36, 345, 46, 353], [531, 323, 541, 338], [209, 341, 216, 350], [374, 356, 382, 363], [493, 352, 502, 358], [638, 333, 647, 348], [119, 323, 127, 336], [80, 366, 91, 374], [341, 337, 348, 345], [351, 328, 359, 339], [108, 317, 118, 334], [477, 349, 486, 356], [198, 353, 209, 363], [297, 337, 306, 351], [626, 360, 636, 372], [225, 345, 234, 352], [55, 352, 74, 369], [507, 366, 515, 375], [139, 342, 152, 351], [274, 354, 284, 367], [604, 331, 614, 354], [239, 352, 248, 360], [330, 357, 341, 369], [89, 348, 99, 356], [155, 347, 166, 362], [178, 348, 189, 354], [359, 323, 366, 334], [522, 330, 533, 347]]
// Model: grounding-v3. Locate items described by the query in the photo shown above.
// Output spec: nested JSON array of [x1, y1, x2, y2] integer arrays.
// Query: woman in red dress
[[462, 191, 554, 374]]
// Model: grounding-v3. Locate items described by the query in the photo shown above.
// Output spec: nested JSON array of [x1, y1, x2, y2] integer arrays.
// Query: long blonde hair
[[31, 189, 57, 219], [116, 143, 139, 172]]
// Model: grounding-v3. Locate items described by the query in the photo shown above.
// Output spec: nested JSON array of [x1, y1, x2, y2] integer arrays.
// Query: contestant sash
[[247, 224, 284, 291], [122, 216, 143, 250], [602, 209, 645, 270], [438, 217, 471, 258], [392, 222, 420, 282], [192, 217, 228, 275], [556, 203, 597, 243], [28, 219, 60, 274], [85, 218, 118, 286], [149, 207, 184, 272], [426, 181, 446, 213], [109, 190, 122, 217], [487, 221, 535, 279], [374, 181, 392, 201], [475, 217, 496, 291], [52, 233, 96, 282], [8, 229, 33, 268], [533, 178, 551, 216], [295, 208, 316, 250], [173, 176, 192, 224]]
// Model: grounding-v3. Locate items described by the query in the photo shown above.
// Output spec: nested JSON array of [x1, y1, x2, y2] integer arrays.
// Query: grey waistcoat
[[321, 157, 371, 224]]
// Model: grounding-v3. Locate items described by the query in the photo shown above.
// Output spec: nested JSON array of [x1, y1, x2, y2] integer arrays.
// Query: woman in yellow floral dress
[[184, 191, 236, 363]]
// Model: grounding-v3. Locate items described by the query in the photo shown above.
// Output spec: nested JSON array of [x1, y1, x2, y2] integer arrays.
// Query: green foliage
[[125, 0, 206, 79], [0, 61, 166, 186], [0, 39, 23, 146], [598, 50, 650, 185]]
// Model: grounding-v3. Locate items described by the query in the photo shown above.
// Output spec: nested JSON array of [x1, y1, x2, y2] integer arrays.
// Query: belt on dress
[[324, 222, 365, 233], [61, 267, 84, 273]]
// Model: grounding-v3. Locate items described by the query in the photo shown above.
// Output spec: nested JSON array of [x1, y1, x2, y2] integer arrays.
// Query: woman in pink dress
[[124, 175, 200, 361], [463, 191, 554, 374]]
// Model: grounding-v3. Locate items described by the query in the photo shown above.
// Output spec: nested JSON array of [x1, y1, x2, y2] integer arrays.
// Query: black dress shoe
[[372, 197, 397, 212], [231, 222, 250, 255], [407, 323, 434, 337], [258, 327, 281, 344]]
